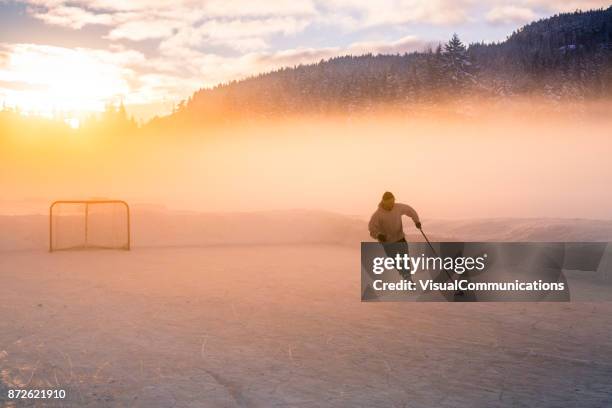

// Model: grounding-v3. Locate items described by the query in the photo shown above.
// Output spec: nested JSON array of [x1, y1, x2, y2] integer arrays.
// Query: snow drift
[[2, 206, 612, 252]]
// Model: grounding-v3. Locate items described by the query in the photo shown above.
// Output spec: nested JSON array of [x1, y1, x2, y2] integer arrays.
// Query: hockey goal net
[[49, 200, 131, 251]]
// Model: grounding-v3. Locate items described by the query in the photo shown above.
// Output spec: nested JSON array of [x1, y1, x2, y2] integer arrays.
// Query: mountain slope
[[155, 7, 612, 125]]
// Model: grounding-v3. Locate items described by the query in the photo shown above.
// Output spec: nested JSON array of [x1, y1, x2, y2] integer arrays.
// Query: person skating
[[368, 191, 421, 282], [368, 191, 421, 243], [369, 192, 466, 298]]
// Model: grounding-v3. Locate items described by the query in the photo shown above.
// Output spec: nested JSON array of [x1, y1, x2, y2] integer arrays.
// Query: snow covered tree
[[443, 34, 475, 93]]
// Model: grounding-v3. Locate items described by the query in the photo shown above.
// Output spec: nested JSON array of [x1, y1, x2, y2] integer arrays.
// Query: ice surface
[[1, 246, 612, 406], [1, 211, 612, 406]]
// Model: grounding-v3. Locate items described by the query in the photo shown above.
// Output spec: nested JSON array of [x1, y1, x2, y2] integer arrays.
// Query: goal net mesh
[[50, 201, 130, 251]]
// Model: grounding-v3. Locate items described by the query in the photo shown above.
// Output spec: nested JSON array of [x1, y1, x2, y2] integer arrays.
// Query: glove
[[376, 233, 387, 242], [415, 222, 422, 229]]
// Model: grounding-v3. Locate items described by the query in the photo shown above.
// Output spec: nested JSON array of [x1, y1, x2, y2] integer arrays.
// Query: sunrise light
[[0, 44, 130, 117], [1, 1, 612, 407]]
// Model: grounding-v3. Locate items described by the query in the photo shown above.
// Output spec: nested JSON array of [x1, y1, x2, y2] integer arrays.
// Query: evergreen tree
[[443, 34, 474, 93]]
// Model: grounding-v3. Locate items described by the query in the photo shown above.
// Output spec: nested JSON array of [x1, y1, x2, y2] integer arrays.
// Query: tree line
[[162, 7, 611, 124]]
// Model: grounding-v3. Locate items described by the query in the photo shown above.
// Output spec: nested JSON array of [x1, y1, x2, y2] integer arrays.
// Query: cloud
[[157, 17, 311, 52], [21, 0, 316, 54], [198, 17, 310, 41], [21, 0, 318, 31], [20, 0, 472, 39], [0, 78, 49, 91], [106, 19, 180, 41], [486, 6, 536, 25], [347, 35, 431, 55], [521, 0, 611, 13], [200, 0, 317, 18], [28, 5, 115, 29], [319, 0, 473, 29], [484, 1, 610, 26], [251, 47, 339, 67]]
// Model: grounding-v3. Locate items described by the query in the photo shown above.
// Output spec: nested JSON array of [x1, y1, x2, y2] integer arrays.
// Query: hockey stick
[[418, 228, 464, 297]]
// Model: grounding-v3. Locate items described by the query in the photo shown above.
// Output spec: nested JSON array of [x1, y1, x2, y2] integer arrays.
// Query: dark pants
[[383, 238, 411, 280]]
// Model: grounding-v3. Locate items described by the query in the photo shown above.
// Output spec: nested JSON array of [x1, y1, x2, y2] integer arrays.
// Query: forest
[[158, 7, 612, 125]]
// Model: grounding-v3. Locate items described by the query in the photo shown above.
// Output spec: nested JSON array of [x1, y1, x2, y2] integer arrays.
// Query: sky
[[0, 0, 610, 121]]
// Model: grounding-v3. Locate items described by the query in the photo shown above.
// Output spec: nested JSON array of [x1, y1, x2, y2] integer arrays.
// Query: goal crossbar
[[49, 200, 131, 252]]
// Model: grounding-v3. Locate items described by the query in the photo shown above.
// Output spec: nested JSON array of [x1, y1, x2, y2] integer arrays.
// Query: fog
[[1, 105, 612, 219]]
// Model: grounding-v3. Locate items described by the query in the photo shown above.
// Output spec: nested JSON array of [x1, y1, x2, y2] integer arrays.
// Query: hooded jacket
[[368, 203, 420, 243]]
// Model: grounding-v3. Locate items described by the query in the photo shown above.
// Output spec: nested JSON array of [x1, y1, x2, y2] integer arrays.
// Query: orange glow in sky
[[0, 44, 130, 117]]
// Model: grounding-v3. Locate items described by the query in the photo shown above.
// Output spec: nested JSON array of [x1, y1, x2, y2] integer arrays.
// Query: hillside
[[154, 7, 612, 126]]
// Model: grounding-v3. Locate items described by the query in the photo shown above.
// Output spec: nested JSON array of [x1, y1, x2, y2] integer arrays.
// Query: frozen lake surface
[[1, 245, 612, 407]]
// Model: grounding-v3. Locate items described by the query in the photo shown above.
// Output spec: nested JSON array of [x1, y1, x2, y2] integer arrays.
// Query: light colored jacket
[[368, 203, 420, 243]]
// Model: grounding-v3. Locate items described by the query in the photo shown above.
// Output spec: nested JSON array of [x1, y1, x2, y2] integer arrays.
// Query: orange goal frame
[[49, 200, 131, 252]]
